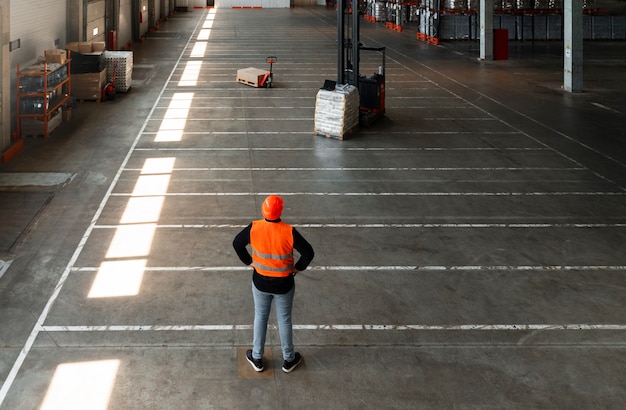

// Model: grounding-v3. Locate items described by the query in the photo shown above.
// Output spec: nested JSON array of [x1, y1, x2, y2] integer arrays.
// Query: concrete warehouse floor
[[1, 6, 625, 409]]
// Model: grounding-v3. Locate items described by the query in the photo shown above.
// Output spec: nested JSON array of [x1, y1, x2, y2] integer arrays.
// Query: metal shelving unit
[[16, 51, 71, 139]]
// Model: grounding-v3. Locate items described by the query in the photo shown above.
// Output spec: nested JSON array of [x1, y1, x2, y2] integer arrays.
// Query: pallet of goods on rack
[[16, 50, 71, 138], [66, 41, 108, 102], [314, 84, 360, 141]]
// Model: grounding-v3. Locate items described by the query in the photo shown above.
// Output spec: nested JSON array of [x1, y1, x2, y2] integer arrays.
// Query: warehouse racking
[[16, 51, 71, 139]]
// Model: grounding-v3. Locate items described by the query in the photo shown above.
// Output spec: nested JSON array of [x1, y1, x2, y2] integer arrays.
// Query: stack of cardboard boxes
[[66, 41, 107, 101], [43, 49, 68, 65]]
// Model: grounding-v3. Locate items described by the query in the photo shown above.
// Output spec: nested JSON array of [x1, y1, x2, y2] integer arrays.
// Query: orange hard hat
[[262, 195, 284, 220]]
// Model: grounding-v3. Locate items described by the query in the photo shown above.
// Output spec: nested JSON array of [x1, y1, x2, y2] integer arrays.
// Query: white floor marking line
[[309, 265, 626, 272], [124, 167, 585, 172], [387, 106, 479, 108], [139, 131, 523, 137], [134, 147, 551, 151], [147, 117, 314, 121], [591, 102, 622, 114], [294, 223, 626, 229], [143, 131, 313, 135], [141, 130, 522, 135], [420, 117, 496, 120], [109, 191, 626, 197], [147, 117, 499, 121], [164, 85, 323, 91], [40, 324, 626, 332], [155, 105, 313, 109], [0, 10, 210, 407], [69, 265, 626, 273], [385, 50, 626, 188], [92, 223, 626, 229], [0, 259, 13, 280], [156, 96, 316, 102], [156, 105, 483, 110]]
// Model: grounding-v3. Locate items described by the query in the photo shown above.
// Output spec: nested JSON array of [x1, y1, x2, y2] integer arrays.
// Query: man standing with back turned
[[233, 195, 314, 373]]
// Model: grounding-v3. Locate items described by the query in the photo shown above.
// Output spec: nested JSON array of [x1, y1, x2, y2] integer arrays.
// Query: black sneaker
[[246, 349, 264, 372], [282, 352, 302, 373]]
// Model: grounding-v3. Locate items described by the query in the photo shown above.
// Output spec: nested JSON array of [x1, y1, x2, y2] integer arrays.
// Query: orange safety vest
[[250, 220, 295, 277]]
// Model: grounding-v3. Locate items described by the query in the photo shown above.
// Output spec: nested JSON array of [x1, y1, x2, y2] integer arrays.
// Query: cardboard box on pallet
[[65, 42, 107, 74], [72, 68, 107, 101], [236, 67, 268, 87], [66, 41, 106, 54], [44, 49, 67, 65], [92, 42, 106, 52]]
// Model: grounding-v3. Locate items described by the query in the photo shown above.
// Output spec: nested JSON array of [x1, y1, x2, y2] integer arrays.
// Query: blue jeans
[[251, 283, 296, 362]]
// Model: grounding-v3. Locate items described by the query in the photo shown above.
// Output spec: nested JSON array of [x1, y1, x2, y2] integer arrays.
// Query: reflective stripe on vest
[[250, 220, 294, 277]]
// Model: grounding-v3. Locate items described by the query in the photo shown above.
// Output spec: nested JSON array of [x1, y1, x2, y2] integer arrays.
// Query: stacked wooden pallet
[[103, 51, 133, 92]]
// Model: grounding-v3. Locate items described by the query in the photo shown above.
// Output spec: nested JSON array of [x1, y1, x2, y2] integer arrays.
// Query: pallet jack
[[263, 56, 276, 88], [101, 62, 118, 101], [236, 56, 277, 88], [337, 0, 386, 126]]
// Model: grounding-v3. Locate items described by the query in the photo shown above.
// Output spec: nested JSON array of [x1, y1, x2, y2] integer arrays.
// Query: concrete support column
[[479, 0, 493, 60], [564, 0, 583, 92], [0, 0, 10, 152]]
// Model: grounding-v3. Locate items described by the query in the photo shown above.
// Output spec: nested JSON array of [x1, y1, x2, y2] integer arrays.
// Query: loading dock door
[[87, 0, 107, 42]]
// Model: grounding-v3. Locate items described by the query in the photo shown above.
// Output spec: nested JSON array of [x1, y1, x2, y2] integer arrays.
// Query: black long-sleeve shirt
[[233, 220, 315, 294]]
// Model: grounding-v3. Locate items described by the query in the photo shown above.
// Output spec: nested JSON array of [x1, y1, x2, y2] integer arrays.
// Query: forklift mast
[[337, 0, 385, 121], [337, 0, 360, 86]]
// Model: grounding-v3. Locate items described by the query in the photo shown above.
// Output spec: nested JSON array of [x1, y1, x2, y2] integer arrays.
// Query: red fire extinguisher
[[107, 30, 117, 51]]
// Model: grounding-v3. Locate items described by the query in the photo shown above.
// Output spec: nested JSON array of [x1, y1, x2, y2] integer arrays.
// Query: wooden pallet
[[313, 125, 358, 141], [236, 77, 258, 87], [78, 98, 101, 103]]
